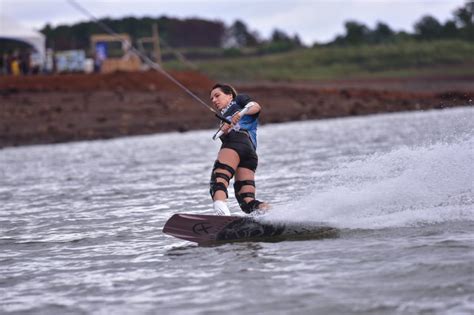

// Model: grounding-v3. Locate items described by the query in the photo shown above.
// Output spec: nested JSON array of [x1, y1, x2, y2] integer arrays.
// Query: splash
[[267, 135, 474, 229]]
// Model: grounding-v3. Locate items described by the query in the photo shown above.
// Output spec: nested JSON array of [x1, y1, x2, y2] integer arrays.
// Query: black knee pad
[[234, 180, 262, 213], [209, 160, 235, 199], [210, 182, 228, 198]]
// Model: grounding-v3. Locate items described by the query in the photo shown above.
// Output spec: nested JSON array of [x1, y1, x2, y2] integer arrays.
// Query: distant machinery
[[90, 33, 142, 73]]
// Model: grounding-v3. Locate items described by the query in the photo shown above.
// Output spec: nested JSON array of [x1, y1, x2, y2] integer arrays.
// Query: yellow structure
[[90, 34, 142, 73]]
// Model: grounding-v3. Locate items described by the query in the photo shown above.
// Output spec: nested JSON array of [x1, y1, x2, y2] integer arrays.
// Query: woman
[[209, 83, 268, 216]]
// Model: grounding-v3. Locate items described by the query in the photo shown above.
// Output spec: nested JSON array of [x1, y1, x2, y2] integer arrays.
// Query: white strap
[[239, 101, 256, 116]]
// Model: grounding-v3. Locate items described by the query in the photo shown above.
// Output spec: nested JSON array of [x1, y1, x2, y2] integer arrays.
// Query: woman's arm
[[231, 101, 261, 124]]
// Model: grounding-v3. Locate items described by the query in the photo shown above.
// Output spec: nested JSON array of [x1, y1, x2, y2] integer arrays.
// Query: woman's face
[[210, 88, 233, 111]]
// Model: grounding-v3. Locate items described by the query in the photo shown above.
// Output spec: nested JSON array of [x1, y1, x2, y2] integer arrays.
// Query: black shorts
[[220, 131, 258, 172]]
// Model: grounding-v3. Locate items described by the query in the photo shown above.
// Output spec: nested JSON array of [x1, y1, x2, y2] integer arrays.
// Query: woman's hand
[[231, 112, 242, 125], [220, 111, 244, 134], [221, 123, 233, 134]]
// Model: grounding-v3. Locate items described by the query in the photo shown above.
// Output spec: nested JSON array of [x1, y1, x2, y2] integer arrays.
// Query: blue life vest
[[221, 94, 259, 149]]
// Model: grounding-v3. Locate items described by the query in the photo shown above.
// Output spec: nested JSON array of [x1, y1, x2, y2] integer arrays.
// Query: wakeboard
[[163, 213, 338, 245]]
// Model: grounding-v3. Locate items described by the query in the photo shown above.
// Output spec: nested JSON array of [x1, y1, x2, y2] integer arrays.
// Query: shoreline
[[1, 71, 472, 148]]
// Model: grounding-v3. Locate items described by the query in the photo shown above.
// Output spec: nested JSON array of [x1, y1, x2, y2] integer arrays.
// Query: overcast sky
[[0, 0, 467, 44]]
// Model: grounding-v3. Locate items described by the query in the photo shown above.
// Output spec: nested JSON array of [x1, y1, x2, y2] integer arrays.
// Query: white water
[[268, 135, 474, 229]]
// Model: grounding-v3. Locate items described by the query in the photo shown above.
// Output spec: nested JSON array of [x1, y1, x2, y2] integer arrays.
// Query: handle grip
[[212, 129, 224, 140], [215, 113, 231, 125]]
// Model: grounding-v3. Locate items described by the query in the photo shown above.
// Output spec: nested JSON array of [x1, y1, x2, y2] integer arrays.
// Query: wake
[[267, 135, 474, 229]]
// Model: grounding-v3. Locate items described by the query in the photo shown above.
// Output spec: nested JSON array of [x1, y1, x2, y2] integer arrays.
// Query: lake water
[[1, 107, 473, 314]]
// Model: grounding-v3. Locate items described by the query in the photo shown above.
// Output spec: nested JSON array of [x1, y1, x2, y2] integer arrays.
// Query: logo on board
[[192, 222, 212, 235]]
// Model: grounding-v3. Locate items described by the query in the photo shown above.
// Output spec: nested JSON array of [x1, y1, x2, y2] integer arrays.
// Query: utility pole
[[152, 23, 162, 65]]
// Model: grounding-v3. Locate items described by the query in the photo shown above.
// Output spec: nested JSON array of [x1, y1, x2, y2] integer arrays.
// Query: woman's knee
[[209, 160, 236, 199]]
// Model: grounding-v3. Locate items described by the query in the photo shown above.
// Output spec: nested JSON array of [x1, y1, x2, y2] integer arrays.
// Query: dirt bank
[[0, 71, 472, 148]]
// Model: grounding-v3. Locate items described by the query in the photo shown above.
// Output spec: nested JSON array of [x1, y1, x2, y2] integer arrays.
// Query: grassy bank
[[164, 40, 474, 81]]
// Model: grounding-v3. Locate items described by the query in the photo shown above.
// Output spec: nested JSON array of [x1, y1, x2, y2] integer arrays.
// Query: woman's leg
[[234, 167, 268, 213], [210, 148, 240, 215]]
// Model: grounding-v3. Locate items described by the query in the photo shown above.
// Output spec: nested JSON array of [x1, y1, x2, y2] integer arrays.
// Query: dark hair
[[211, 83, 237, 99]]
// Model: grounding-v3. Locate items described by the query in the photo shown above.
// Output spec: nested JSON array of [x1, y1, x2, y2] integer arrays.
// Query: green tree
[[453, 1, 473, 40], [344, 21, 370, 45], [227, 20, 259, 47], [454, 2, 473, 27], [271, 29, 291, 42], [442, 20, 459, 39], [39, 16, 227, 50], [292, 34, 303, 47], [372, 22, 395, 43], [414, 15, 443, 40]]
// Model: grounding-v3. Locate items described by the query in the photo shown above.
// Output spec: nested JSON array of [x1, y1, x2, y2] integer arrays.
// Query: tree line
[[331, 2, 473, 46], [41, 16, 227, 50], [40, 2, 472, 52]]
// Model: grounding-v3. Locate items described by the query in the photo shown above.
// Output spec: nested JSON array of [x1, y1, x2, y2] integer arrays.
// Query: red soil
[[0, 71, 472, 147]]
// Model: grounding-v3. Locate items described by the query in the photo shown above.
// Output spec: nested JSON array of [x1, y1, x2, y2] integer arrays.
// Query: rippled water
[[1, 107, 473, 314]]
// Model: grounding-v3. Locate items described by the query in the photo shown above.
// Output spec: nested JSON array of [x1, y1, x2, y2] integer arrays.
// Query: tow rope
[[67, 0, 231, 124]]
